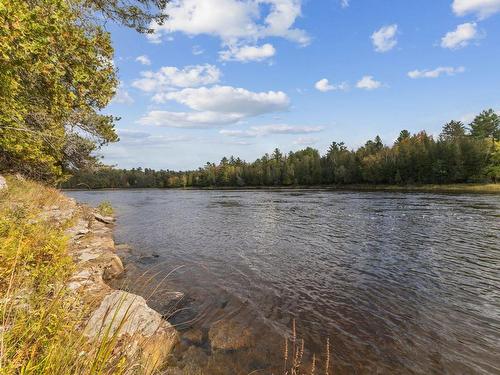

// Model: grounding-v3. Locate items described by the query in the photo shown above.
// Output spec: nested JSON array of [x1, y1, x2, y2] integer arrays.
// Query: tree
[[0, 0, 170, 182], [470, 109, 500, 141], [440, 120, 466, 141], [396, 130, 411, 143], [81, 0, 169, 33]]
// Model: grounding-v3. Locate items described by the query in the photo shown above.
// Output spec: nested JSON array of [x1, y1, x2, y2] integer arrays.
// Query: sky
[[103, 0, 500, 170]]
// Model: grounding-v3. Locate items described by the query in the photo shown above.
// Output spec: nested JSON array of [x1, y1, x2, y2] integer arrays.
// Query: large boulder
[[85, 290, 178, 370]]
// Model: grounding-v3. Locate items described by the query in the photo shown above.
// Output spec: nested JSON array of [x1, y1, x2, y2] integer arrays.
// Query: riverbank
[[63, 183, 500, 194], [0, 176, 178, 374]]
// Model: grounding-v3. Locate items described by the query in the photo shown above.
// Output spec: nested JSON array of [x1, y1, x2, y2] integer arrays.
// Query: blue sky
[[103, 0, 500, 170]]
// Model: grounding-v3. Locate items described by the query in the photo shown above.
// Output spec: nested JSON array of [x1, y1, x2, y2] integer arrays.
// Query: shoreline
[[62, 183, 500, 194]]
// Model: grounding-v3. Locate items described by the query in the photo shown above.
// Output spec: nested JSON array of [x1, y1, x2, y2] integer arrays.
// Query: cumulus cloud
[[153, 85, 290, 115], [138, 111, 245, 128], [356, 76, 383, 90], [408, 66, 466, 79], [148, 0, 310, 47], [132, 64, 221, 92], [135, 55, 151, 65], [139, 86, 290, 128], [219, 43, 276, 62], [340, 0, 350, 8], [220, 124, 324, 138], [452, 0, 500, 19], [314, 78, 348, 92], [441, 23, 480, 49], [371, 24, 398, 52]]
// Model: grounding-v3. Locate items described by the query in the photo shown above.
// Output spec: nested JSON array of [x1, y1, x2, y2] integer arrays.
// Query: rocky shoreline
[[62, 198, 179, 370]]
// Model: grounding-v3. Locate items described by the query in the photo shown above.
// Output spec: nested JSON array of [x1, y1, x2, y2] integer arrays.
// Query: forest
[[62, 109, 500, 189]]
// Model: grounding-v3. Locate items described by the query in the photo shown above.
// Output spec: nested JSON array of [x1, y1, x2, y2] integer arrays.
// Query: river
[[68, 189, 500, 374]]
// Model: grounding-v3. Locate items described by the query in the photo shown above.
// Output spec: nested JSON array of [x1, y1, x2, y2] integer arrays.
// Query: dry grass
[[0, 176, 158, 374], [282, 320, 331, 375]]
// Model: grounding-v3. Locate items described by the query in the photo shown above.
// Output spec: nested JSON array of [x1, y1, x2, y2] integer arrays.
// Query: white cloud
[[371, 24, 398, 52], [135, 55, 151, 65], [132, 64, 221, 92], [441, 22, 480, 49], [139, 86, 290, 128], [356, 76, 383, 90], [314, 78, 348, 92], [192, 45, 204, 55], [138, 111, 245, 128], [293, 136, 319, 145], [408, 66, 466, 79], [148, 0, 309, 47], [340, 0, 350, 8], [117, 129, 191, 145], [220, 43, 276, 62], [220, 124, 324, 137], [111, 84, 134, 104], [153, 85, 290, 115], [452, 0, 500, 19]]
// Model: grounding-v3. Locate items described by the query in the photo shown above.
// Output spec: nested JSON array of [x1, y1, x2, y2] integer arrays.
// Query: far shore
[[62, 183, 500, 194]]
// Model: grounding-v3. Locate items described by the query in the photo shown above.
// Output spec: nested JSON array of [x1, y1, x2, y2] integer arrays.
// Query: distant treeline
[[62, 110, 500, 189]]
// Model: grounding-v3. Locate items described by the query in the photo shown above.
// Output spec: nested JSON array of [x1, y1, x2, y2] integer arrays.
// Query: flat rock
[[94, 213, 114, 224]]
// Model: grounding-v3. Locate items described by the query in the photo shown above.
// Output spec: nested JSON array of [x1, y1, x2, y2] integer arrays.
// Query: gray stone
[[94, 213, 114, 224], [85, 290, 178, 365], [0, 175, 7, 190]]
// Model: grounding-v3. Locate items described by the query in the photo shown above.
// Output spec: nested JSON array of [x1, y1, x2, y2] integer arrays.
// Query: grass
[[97, 201, 114, 216], [282, 320, 331, 375], [0, 176, 157, 374]]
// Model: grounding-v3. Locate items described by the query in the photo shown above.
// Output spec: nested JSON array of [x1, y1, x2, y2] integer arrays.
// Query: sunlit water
[[68, 189, 500, 374]]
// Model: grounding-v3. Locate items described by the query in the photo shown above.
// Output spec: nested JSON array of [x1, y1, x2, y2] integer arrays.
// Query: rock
[[116, 243, 132, 252], [94, 213, 114, 224], [208, 319, 254, 351], [85, 290, 178, 367], [183, 328, 204, 345], [102, 253, 124, 280], [0, 175, 7, 190]]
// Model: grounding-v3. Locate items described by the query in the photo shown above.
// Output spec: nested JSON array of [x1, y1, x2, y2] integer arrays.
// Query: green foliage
[[97, 201, 114, 216], [62, 110, 500, 189], [470, 109, 500, 141], [0, 0, 119, 183], [82, 0, 170, 33]]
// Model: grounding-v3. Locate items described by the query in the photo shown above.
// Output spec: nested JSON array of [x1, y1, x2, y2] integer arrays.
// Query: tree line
[[62, 109, 500, 189]]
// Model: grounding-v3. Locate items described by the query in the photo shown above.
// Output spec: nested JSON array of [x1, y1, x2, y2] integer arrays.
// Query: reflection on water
[[68, 189, 500, 374]]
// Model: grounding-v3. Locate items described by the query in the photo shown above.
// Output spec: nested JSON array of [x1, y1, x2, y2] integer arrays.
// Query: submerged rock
[[183, 328, 204, 345], [209, 318, 254, 351]]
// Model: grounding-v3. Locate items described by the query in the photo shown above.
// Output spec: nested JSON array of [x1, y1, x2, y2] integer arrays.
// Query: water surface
[[68, 189, 500, 374]]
